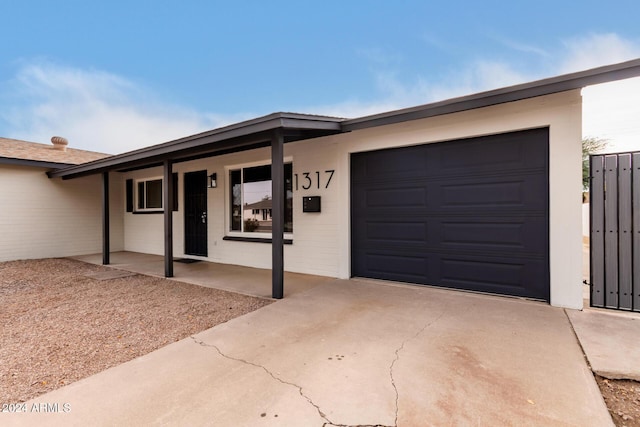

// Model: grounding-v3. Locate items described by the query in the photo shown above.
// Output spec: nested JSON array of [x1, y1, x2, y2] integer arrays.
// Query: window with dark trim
[[229, 163, 292, 234], [137, 178, 162, 210], [126, 174, 178, 213]]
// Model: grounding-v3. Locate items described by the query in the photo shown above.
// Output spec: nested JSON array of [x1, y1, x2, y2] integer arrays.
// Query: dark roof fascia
[[342, 58, 640, 132], [0, 157, 75, 170], [49, 113, 343, 179]]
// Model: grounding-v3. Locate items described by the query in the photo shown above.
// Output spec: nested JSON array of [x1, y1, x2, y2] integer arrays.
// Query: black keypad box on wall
[[302, 196, 321, 213]]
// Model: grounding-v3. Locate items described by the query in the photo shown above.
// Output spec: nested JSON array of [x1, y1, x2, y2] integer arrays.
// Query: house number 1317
[[294, 170, 335, 190]]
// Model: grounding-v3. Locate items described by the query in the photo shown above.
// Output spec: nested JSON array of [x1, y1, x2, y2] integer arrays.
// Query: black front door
[[184, 170, 208, 256]]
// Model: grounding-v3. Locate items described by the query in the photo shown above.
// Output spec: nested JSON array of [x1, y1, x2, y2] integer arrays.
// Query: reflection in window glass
[[229, 163, 292, 233]]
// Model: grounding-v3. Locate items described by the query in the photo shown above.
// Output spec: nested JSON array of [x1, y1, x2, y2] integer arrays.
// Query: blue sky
[[1, 1, 639, 153]]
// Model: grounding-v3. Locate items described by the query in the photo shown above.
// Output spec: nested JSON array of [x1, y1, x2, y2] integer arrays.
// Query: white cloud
[[0, 62, 248, 154], [427, 60, 529, 100], [491, 35, 550, 58], [307, 60, 532, 119], [559, 33, 640, 73]]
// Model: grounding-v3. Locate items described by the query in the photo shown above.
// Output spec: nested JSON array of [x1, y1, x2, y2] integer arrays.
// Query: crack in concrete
[[190, 310, 448, 427], [388, 309, 448, 426], [190, 336, 334, 425]]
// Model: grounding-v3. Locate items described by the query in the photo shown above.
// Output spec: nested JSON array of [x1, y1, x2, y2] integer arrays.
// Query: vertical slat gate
[[604, 155, 619, 308], [634, 153, 640, 311], [590, 155, 605, 307], [618, 154, 633, 309], [591, 151, 639, 312]]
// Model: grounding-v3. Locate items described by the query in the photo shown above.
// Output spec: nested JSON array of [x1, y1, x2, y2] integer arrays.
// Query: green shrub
[[244, 218, 259, 232]]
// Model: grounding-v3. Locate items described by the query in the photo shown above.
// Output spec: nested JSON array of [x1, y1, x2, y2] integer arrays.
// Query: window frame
[[134, 176, 164, 212], [225, 158, 293, 239]]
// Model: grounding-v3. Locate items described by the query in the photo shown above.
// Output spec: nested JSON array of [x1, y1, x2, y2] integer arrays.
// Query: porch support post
[[163, 159, 174, 278], [102, 171, 110, 265], [271, 129, 284, 299]]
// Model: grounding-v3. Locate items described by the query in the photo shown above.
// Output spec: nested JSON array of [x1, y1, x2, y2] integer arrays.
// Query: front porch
[[72, 251, 331, 299]]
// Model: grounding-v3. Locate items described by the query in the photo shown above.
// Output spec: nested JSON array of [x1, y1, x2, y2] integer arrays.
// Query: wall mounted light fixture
[[208, 172, 217, 188]]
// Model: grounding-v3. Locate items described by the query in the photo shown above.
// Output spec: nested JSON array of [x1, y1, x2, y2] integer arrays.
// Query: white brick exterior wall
[[0, 165, 124, 262]]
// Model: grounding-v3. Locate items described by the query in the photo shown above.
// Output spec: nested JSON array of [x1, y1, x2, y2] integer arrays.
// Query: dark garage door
[[351, 128, 549, 301]]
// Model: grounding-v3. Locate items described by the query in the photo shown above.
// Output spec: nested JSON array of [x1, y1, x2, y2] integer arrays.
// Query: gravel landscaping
[[0, 258, 272, 404]]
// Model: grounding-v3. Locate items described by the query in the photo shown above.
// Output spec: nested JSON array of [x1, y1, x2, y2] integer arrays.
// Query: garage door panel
[[365, 254, 428, 279], [358, 217, 546, 255], [440, 258, 524, 288], [439, 255, 548, 297], [365, 221, 427, 242], [435, 174, 546, 211], [441, 180, 525, 207], [440, 221, 525, 249], [351, 128, 549, 301], [354, 175, 546, 213], [355, 250, 547, 298], [439, 139, 523, 170], [351, 145, 429, 179], [439, 217, 547, 253], [365, 186, 427, 208], [437, 128, 548, 173]]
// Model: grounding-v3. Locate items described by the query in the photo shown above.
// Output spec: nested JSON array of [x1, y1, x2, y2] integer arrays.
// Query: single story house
[[2, 59, 640, 310], [244, 198, 273, 222]]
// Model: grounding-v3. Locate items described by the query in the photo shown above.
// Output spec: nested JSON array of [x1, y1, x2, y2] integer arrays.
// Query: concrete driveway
[[4, 279, 611, 426]]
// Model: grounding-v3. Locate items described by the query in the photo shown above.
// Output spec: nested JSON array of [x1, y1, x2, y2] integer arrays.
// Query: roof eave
[[342, 58, 640, 131], [0, 157, 76, 170]]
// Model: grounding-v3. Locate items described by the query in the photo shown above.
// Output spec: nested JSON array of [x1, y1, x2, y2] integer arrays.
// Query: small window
[[229, 163, 292, 234], [136, 178, 163, 211]]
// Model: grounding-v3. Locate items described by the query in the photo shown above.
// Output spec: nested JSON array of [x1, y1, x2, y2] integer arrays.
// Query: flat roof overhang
[[48, 112, 344, 179]]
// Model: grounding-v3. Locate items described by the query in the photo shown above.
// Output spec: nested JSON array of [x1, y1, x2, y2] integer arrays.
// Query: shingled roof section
[[0, 137, 110, 165]]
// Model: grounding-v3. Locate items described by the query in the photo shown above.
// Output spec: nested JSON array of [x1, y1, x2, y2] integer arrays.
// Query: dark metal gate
[[590, 151, 640, 311]]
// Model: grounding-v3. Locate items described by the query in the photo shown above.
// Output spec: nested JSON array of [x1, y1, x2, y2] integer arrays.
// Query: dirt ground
[[0, 258, 272, 404], [596, 376, 640, 427]]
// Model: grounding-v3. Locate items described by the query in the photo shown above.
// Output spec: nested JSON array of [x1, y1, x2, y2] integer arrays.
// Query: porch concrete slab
[[3, 279, 612, 426], [72, 251, 327, 298], [567, 308, 640, 381]]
